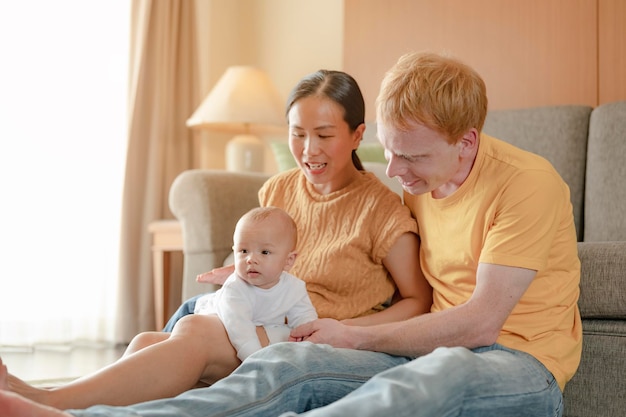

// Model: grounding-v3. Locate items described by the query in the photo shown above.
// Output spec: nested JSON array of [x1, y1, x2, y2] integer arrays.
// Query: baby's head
[[232, 206, 298, 289]]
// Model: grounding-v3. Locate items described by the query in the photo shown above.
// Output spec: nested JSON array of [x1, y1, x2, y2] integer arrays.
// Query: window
[[0, 1, 129, 346]]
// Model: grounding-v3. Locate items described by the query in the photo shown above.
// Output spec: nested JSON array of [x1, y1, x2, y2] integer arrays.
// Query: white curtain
[[115, 0, 199, 340], [0, 1, 129, 347]]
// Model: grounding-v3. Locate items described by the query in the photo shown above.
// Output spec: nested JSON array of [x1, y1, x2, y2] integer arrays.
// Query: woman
[[3, 70, 432, 410]]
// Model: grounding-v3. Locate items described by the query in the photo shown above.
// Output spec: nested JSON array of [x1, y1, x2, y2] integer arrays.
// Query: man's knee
[[401, 346, 476, 390]]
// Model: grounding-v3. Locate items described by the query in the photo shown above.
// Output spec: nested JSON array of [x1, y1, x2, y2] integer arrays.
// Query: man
[[0, 52, 582, 417]]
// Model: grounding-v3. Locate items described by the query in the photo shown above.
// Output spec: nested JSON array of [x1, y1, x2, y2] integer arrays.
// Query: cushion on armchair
[[270, 142, 387, 171]]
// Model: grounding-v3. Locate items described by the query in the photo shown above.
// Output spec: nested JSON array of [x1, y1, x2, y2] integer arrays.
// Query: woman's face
[[288, 96, 363, 194]]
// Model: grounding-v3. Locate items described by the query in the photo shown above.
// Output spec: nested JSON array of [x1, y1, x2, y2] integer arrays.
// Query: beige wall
[[194, 0, 625, 170], [599, 0, 626, 104], [194, 0, 344, 172], [343, 0, 626, 120]]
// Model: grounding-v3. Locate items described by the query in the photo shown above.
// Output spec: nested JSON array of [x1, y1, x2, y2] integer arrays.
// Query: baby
[[193, 206, 318, 361]]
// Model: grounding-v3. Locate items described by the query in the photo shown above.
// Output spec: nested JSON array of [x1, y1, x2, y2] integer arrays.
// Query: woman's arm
[[342, 232, 432, 326]]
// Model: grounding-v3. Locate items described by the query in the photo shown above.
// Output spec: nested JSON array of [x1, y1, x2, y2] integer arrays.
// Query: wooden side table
[[148, 219, 183, 330]]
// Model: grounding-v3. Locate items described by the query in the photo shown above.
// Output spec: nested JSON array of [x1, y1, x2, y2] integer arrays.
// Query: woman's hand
[[196, 264, 235, 285]]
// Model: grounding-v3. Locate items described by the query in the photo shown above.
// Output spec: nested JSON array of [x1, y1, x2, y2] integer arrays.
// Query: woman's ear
[[353, 122, 366, 149], [283, 251, 298, 272]]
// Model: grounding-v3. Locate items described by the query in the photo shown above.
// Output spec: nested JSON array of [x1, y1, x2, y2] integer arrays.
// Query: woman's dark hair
[[286, 70, 365, 170]]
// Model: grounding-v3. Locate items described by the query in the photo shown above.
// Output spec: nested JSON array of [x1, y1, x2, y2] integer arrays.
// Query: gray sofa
[[169, 100, 626, 417]]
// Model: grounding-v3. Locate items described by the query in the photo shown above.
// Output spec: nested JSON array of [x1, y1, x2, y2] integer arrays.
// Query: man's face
[[378, 122, 464, 198]]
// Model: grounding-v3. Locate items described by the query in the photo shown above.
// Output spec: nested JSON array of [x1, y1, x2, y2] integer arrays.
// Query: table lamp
[[186, 66, 285, 172]]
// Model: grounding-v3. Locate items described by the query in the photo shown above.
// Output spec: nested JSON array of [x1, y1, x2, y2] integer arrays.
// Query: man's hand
[[289, 318, 358, 349], [196, 264, 234, 284]]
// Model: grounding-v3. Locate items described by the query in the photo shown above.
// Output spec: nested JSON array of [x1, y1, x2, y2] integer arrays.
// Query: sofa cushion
[[584, 100, 626, 241], [577, 242, 626, 319], [563, 319, 626, 417], [270, 141, 298, 172], [483, 106, 592, 241]]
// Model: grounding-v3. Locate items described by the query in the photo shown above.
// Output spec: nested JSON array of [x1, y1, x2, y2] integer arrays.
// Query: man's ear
[[458, 128, 479, 157], [283, 251, 298, 272]]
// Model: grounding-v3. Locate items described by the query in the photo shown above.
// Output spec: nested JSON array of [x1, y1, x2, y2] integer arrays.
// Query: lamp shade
[[186, 66, 285, 132]]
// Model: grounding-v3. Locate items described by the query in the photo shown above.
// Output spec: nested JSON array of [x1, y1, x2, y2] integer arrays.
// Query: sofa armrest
[[169, 169, 270, 301], [564, 241, 626, 417], [577, 241, 626, 319]]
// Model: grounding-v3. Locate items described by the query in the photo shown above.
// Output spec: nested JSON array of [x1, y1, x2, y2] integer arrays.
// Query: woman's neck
[[311, 165, 362, 195]]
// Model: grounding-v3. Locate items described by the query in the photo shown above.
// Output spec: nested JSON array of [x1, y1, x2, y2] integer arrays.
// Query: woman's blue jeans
[[70, 342, 562, 417], [161, 294, 202, 332]]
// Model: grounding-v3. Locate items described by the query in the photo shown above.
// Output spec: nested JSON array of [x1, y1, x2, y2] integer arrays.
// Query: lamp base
[[226, 134, 265, 172]]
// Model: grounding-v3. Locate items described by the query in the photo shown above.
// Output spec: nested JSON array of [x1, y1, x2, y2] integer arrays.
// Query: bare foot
[[0, 360, 52, 406], [0, 359, 70, 417], [0, 357, 8, 390], [0, 390, 71, 417]]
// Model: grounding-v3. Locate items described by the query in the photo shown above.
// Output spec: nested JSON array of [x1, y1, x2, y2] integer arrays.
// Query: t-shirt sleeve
[[368, 187, 418, 264], [480, 169, 569, 270]]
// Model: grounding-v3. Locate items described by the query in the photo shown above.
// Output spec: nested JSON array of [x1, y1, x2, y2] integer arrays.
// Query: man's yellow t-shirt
[[404, 134, 582, 391]]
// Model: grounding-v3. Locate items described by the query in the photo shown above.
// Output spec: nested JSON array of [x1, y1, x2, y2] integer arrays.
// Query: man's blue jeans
[[70, 342, 562, 417]]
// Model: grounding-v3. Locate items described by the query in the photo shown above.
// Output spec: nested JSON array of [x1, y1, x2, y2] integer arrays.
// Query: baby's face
[[232, 216, 295, 289]]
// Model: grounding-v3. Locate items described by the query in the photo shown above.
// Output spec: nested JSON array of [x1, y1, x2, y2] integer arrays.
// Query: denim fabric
[[69, 342, 562, 417], [161, 295, 202, 332], [281, 344, 563, 417]]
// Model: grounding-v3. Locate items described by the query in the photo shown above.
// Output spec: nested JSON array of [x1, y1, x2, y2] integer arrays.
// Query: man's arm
[[292, 263, 536, 356]]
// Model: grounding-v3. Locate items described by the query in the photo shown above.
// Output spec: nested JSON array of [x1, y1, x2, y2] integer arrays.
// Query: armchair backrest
[[169, 169, 269, 300]]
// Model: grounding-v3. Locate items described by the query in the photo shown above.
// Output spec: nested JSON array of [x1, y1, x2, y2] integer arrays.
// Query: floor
[[0, 344, 127, 385]]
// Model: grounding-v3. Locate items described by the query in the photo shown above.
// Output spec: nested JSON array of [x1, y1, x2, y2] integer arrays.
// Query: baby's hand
[[196, 264, 234, 284]]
